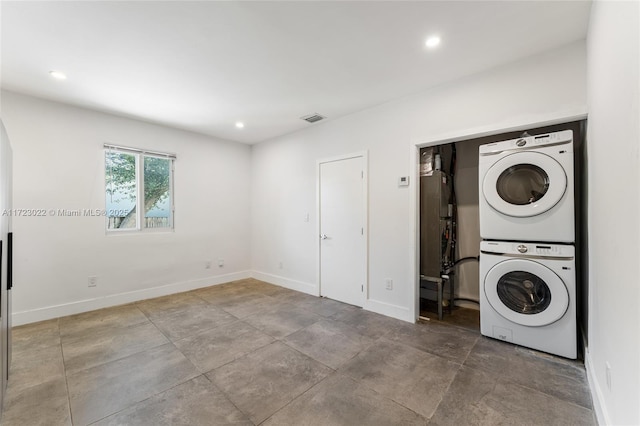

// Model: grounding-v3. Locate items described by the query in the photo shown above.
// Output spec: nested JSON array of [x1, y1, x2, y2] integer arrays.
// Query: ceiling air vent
[[301, 113, 325, 123]]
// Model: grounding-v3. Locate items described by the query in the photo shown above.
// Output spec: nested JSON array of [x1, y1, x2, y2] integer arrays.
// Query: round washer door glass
[[496, 164, 549, 205], [484, 259, 569, 327], [483, 152, 566, 217], [497, 271, 551, 314]]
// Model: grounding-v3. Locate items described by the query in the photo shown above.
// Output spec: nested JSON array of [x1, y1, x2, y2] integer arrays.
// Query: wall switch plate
[[385, 279, 393, 290], [218, 258, 224, 267], [88, 276, 97, 287], [398, 176, 409, 187], [279, 261, 283, 269]]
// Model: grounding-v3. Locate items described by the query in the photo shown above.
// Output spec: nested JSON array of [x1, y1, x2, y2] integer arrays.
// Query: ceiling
[[1, 1, 592, 144]]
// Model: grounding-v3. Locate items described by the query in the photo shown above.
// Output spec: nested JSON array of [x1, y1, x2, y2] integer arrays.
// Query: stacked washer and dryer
[[478, 130, 577, 359]]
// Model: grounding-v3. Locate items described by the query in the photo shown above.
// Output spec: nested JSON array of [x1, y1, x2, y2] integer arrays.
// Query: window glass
[[105, 148, 173, 232], [105, 151, 137, 230], [143, 156, 171, 229]]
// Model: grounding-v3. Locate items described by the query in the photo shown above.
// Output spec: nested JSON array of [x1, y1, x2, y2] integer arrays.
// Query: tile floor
[[1, 279, 595, 425]]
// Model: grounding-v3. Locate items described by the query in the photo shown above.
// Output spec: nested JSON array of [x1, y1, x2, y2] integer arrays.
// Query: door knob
[[320, 234, 329, 240]]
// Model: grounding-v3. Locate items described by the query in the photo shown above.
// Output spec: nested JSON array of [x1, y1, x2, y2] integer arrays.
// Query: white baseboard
[[250, 271, 318, 296], [12, 270, 251, 326], [251, 271, 414, 323], [251, 271, 417, 324], [585, 348, 609, 426], [365, 298, 413, 323]]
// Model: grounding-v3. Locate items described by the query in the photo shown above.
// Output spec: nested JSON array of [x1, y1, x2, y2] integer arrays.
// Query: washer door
[[484, 258, 569, 327], [483, 152, 567, 217]]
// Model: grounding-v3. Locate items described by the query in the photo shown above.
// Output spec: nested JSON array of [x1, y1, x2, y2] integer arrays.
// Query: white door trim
[[408, 109, 587, 322], [316, 151, 369, 303]]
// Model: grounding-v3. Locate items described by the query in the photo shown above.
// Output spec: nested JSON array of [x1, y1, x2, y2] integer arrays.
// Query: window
[[105, 145, 175, 231]]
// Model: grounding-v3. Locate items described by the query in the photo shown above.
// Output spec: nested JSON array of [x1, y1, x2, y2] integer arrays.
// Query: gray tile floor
[[1, 279, 595, 425]]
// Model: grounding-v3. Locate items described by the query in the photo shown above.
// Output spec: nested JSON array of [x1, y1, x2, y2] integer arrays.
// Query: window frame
[[104, 144, 175, 233]]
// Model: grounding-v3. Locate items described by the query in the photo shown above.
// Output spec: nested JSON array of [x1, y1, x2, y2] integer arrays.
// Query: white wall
[[453, 140, 483, 305], [0, 91, 252, 325], [251, 41, 587, 321], [585, 1, 640, 424]]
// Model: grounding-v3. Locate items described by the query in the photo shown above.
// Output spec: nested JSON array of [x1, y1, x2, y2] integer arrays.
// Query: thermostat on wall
[[398, 176, 409, 187]]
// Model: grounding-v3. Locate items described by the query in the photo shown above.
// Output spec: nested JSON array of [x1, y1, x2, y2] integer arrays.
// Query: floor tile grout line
[[256, 372, 335, 425], [276, 320, 376, 371], [56, 319, 76, 426], [259, 370, 430, 425], [461, 345, 594, 410], [68, 339, 201, 425], [138, 297, 247, 342], [167, 316, 250, 349], [459, 334, 481, 365], [61, 308, 169, 377], [203, 373, 259, 426], [147, 345, 203, 418], [278, 339, 338, 372], [492, 374, 595, 411], [336, 335, 462, 420], [84, 373, 210, 425], [196, 337, 278, 375], [425, 362, 466, 422]]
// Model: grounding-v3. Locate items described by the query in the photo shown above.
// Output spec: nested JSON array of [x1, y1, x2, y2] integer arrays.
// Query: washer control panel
[[480, 241, 574, 258], [534, 245, 558, 255]]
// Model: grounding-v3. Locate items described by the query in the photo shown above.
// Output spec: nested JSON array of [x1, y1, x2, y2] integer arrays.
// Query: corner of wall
[[585, 348, 611, 426], [250, 270, 318, 296]]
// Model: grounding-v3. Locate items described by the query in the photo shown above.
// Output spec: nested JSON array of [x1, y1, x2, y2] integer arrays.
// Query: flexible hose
[[452, 256, 479, 266]]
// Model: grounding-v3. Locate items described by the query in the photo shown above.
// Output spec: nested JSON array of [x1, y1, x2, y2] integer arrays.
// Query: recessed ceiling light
[[425, 36, 441, 49], [49, 70, 67, 80], [235, 122, 245, 129]]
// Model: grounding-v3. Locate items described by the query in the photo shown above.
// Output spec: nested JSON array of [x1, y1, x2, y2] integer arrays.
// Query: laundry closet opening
[[417, 119, 587, 354]]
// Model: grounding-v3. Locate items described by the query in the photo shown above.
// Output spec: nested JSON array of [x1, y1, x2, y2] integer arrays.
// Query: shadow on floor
[[419, 298, 480, 333]]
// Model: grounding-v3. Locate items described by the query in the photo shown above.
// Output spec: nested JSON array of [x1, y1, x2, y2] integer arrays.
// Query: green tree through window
[[105, 148, 173, 231]]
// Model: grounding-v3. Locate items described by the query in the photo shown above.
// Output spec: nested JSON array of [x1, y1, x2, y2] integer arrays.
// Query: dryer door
[[482, 152, 567, 217], [484, 258, 569, 327]]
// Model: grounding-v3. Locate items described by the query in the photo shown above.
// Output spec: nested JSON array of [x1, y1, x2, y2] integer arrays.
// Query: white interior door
[[319, 155, 366, 307]]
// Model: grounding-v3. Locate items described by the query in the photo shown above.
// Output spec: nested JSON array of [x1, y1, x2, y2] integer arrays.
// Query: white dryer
[[479, 130, 574, 243], [479, 241, 576, 359]]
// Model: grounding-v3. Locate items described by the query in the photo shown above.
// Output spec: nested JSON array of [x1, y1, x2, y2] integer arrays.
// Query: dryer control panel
[[479, 129, 573, 155]]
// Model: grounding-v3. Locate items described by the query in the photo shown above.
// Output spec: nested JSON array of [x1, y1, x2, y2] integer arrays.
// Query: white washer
[[479, 130, 574, 243], [479, 241, 576, 359]]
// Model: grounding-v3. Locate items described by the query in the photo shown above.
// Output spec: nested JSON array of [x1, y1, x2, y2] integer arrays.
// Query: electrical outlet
[[385, 279, 393, 290], [218, 258, 224, 267], [279, 261, 283, 269], [606, 362, 612, 391], [88, 276, 97, 287], [205, 261, 212, 270]]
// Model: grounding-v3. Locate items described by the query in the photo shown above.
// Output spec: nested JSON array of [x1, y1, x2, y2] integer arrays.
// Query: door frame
[[409, 111, 587, 322], [316, 151, 369, 303]]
